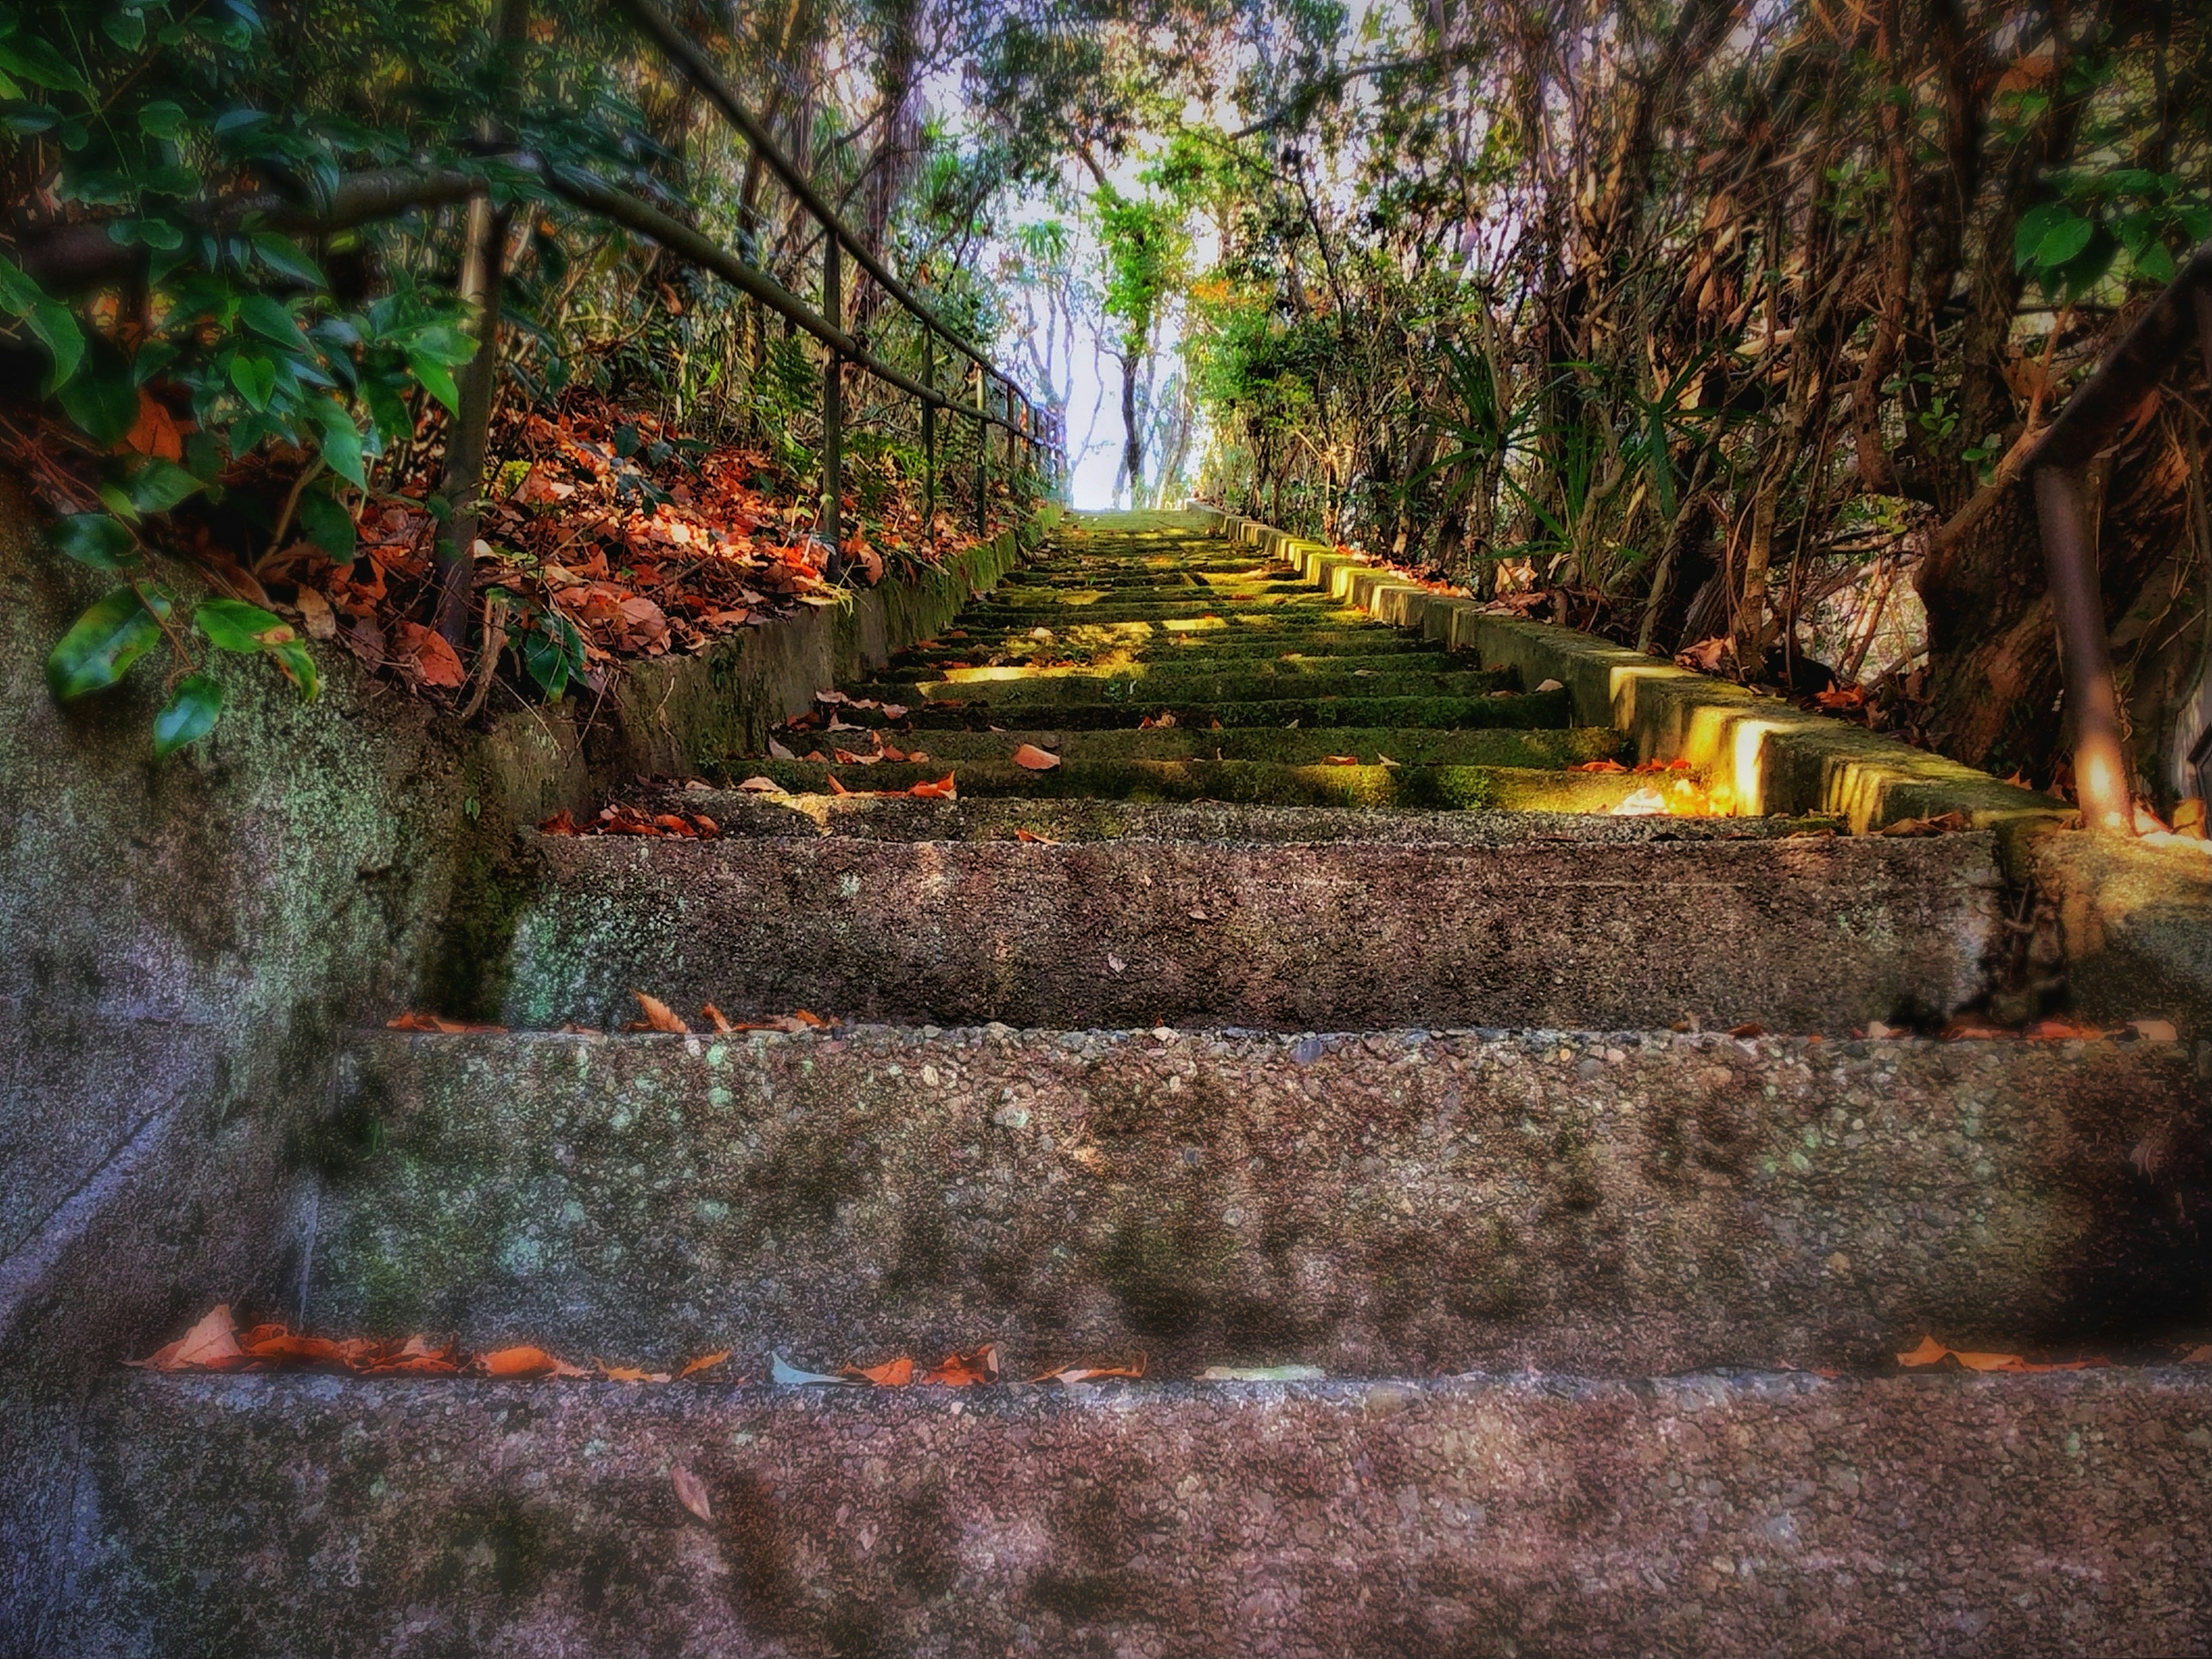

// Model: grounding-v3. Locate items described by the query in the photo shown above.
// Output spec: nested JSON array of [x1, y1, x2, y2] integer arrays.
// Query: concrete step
[[851, 667, 1515, 708], [729, 757, 1649, 810], [904, 633, 1452, 665], [785, 725, 1623, 768], [923, 649, 1464, 680], [892, 689, 1574, 730], [69, 1369, 2212, 1657], [309, 1027, 2207, 1374], [503, 820, 2003, 1032]]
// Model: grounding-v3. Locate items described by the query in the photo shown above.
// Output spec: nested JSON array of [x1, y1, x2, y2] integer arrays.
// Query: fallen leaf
[[2130, 1019, 2179, 1042], [1940, 1018, 2015, 1040], [1322, 755, 1360, 766], [1534, 678, 1564, 692], [789, 1008, 831, 1029], [844, 1355, 915, 1386], [1012, 743, 1062, 770], [880, 703, 908, 719], [1015, 828, 1059, 844], [362, 1334, 461, 1375], [1033, 1355, 1147, 1384], [294, 586, 338, 641], [1864, 1020, 1904, 1039], [703, 1003, 736, 1033], [130, 1305, 248, 1372], [1728, 1022, 1765, 1038], [393, 620, 467, 688], [2176, 1344, 2212, 1365], [1610, 787, 1669, 817], [672, 1464, 714, 1524], [630, 991, 689, 1034], [1879, 810, 1973, 837], [538, 809, 580, 835], [599, 1362, 672, 1383], [1896, 1335, 1949, 1367], [679, 1350, 732, 1378], [921, 1344, 998, 1386], [771, 1353, 847, 1385], [2024, 1018, 2109, 1041], [387, 1010, 506, 1033], [122, 389, 185, 461], [474, 1345, 588, 1379], [768, 737, 796, 759], [1570, 759, 1628, 773], [738, 776, 781, 792], [910, 772, 957, 800]]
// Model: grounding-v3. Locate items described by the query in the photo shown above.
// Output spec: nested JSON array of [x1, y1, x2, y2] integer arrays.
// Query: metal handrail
[[2022, 238, 2212, 832]]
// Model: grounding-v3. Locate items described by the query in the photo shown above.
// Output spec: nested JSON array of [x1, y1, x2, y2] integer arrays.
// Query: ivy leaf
[[0, 34, 94, 95], [249, 231, 325, 287], [25, 298, 86, 390], [153, 673, 224, 756], [137, 100, 187, 140], [406, 347, 463, 415], [195, 597, 290, 652], [52, 513, 138, 569], [126, 456, 206, 514], [266, 637, 320, 700], [230, 352, 277, 411], [2031, 212, 2094, 271], [2014, 203, 2073, 272], [239, 292, 310, 352], [47, 585, 172, 700], [296, 487, 356, 560], [58, 335, 139, 442], [2135, 240, 2175, 285]]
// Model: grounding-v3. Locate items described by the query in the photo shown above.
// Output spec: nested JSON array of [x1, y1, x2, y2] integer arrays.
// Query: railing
[[421, 0, 1066, 641], [2022, 240, 2212, 832]]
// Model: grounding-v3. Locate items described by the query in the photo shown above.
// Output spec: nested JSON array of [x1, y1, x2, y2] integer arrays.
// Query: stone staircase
[[64, 511, 2212, 1656]]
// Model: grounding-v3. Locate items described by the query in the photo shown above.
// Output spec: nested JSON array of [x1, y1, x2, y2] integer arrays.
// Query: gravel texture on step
[[893, 689, 1574, 729], [854, 668, 1517, 706], [315, 1027, 2208, 1373], [507, 827, 2003, 1032], [66, 1369, 2212, 1657], [787, 724, 1621, 767]]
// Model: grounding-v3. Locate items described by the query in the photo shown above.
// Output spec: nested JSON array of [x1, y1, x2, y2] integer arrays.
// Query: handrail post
[[921, 332, 937, 532], [2031, 463, 2131, 831], [821, 231, 843, 571], [974, 367, 988, 539]]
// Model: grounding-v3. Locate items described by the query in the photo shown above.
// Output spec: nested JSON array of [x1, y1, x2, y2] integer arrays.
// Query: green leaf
[[52, 513, 138, 568], [230, 352, 276, 410], [266, 637, 319, 700], [296, 488, 355, 560], [195, 597, 288, 652], [57, 338, 139, 443], [153, 673, 224, 756], [2014, 203, 2073, 272], [406, 347, 461, 415], [2032, 213, 2095, 271], [126, 457, 205, 514], [137, 99, 187, 139], [0, 252, 43, 316], [25, 298, 85, 389], [0, 35, 94, 94], [2135, 241, 2176, 285], [239, 293, 309, 352], [46, 585, 171, 700], [249, 231, 324, 286]]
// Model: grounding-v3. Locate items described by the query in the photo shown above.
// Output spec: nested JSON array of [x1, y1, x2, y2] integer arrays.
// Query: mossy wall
[[0, 475, 1030, 1653]]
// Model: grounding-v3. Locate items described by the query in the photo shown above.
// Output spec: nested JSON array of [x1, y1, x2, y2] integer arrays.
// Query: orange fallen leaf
[[122, 389, 185, 461], [1012, 743, 1061, 770], [844, 1355, 915, 1386], [737, 777, 782, 792], [679, 1349, 732, 1378], [1727, 1022, 1765, 1038], [240, 1328, 370, 1369], [2176, 1344, 2212, 1365], [599, 1362, 672, 1383], [130, 1304, 249, 1372], [1015, 828, 1059, 844], [1570, 759, 1629, 773], [362, 1334, 461, 1374], [387, 1011, 506, 1033], [2130, 1019, 2179, 1043], [921, 1344, 998, 1386], [672, 1464, 714, 1523], [394, 620, 467, 688], [2024, 1018, 2109, 1041], [827, 774, 855, 796], [703, 1003, 736, 1033], [631, 991, 689, 1034], [474, 1345, 588, 1379], [788, 1009, 830, 1029], [910, 772, 957, 800], [538, 809, 579, 834], [1321, 755, 1360, 766], [1897, 1335, 1949, 1368]]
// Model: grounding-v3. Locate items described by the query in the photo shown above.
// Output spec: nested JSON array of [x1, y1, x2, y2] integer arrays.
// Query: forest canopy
[[2, 0, 2209, 802]]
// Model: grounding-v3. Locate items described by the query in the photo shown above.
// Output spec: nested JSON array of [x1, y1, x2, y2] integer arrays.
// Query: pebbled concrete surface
[[506, 828, 2007, 1032], [61, 1368, 2212, 1657], [308, 1028, 2209, 1376]]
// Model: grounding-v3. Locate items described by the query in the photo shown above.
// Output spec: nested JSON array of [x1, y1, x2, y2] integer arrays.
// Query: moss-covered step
[[850, 668, 1515, 708], [725, 757, 1648, 810], [924, 650, 1469, 682], [506, 821, 2003, 1031], [305, 1025, 2205, 1375], [897, 637, 1457, 672], [794, 725, 1622, 767], [891, 690, 1574, 730]]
